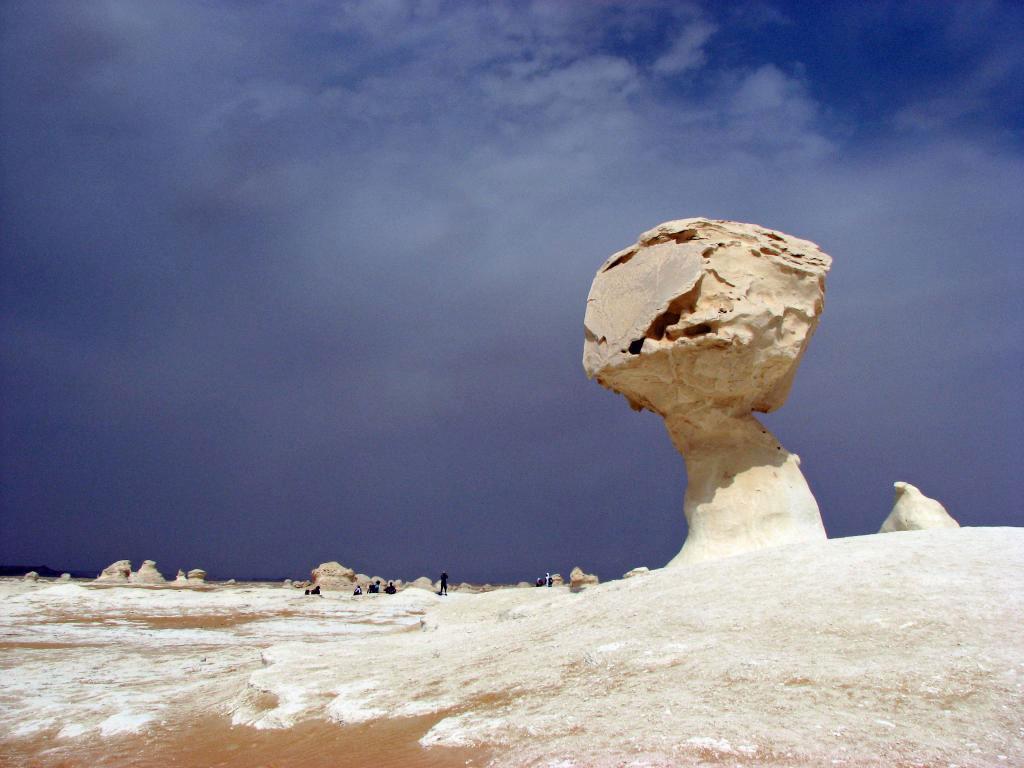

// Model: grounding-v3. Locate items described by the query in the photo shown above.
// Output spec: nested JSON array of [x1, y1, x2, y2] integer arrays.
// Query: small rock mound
[[96, 560, 132, 583], [130, 560, 166, 584], [174, 570, 189, 584], [59, 573, 71, 581], [187, 569, 207, 583], [880, 482, 959, 533], [311, 562, 355, 589], [623, 566, 650, 579], [569, 567, 599, 593], [23, 571, 39, 582], [408, 576, 435, 591]]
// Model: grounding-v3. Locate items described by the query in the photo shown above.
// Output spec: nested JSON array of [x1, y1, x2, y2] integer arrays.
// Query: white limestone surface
[[1, 528, 1022, 767], [881, 481, 959, 532]]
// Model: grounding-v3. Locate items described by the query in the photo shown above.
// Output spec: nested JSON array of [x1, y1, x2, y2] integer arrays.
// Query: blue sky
[[1, 0, 1022, 581]]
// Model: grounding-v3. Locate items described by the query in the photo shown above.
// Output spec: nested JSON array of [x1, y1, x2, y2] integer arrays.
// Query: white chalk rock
[[311, 562, 356, 589], [130, 560, 166, 584], [408, 576, 435, 591], [880, 482, 959, 533], [173, 570, 188, 584], [23, 571, 39, 582], [59, 573, 71, 581], [584, 218, 831, 566], [623, 566, 650, 579], [96, 560, 132, 582], [569, 567, 600, 593], [551, 573, 564, 586], [186, 569, 207, 583]]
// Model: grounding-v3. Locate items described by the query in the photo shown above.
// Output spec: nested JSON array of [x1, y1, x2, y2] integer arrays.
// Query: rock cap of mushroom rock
[[311, 561, 356, 588], [130, 560, 166, 584], [569, 567, 599, 593], [187, 569, 207, 582], [551, 573, 564, 586], [96, 560, 132, 582], [880, 482, 959, 533], [583, 217, 830, 416]]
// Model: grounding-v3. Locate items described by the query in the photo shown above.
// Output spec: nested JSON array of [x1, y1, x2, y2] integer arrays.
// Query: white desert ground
[[1, 527, 1022, 767]]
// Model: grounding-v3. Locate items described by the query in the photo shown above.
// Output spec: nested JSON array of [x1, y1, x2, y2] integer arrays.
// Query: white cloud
[[652, 19, 717, 75]]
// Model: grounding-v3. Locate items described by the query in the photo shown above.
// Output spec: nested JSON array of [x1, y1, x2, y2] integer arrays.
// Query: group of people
[[353, 580, 397, 595], [534, 572, 554, 587]]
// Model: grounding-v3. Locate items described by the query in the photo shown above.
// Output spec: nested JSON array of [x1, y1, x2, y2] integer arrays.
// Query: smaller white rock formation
[[23, 571, 39, 582], [311, 562, 356, 589], [130, 560, 166, 584], [623, 566, 650, 579], [880, 482, 959, 533], [59, 573, 71, 581], [282, 578, 292, 587], [96, 560, 132, 582], [569, 567, 599, 593], [409, 576, 435, 591], [187, 569, 207, 583], [174, 570, 189, 584], [551, 573, 564, 587]]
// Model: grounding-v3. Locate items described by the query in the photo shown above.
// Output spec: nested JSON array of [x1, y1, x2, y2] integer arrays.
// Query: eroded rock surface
[[130, 560, 165, 584], [187, 569, 207, 583], [623, 566, 650, 579], [584, 218, 831, 566], [22, 571, 38, 582], [880, 482, 959, 532], [96, 560, 131, 583]]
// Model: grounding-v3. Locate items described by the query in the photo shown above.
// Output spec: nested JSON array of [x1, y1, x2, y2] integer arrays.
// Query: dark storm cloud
[[1, 0, 1022, 582]]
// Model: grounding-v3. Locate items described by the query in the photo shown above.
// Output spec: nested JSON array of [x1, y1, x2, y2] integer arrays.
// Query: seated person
[[311, 584, 322, 596], [384, 581, 397, 594], [353, 584, 363, 595], [369, 581, 381, 593]]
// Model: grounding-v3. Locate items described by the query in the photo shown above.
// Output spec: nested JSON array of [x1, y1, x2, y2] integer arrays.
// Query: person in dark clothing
[[546, 572, 553, 587], [368, 580, 380, 594], [311, 584, 322, 596], [384, 581, 397, 594], [353, 584, 363, 595], [439, 571, 448, 596]]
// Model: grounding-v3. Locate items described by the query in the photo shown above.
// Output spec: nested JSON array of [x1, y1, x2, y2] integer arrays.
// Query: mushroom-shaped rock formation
[[187, 568, 207, 583], [311, 562, 356, 589], [96, 560, 132, 582], [880, 482, 959, 533], [584, 218, 831, 566], [569, 566, 599, 592], [130, 560, 166, 584], [550, 573, 564, 586], [23, 571, 39, 582]]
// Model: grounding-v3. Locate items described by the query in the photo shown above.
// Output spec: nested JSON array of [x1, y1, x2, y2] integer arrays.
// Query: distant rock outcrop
[[880, 482, 959, 533], [96, 560, 132, 583], [551, 573, 564, 587], [174, 570, 189, 584], [408, 576, 435, 591], [130, 560, 166, 584], [59, 573, 71, 581], [623, 566, 650, 579], [23, 571, 39, 582], [584, 219, 831, 566], [311, 562, 356, 589], [569, 567, 599, 593], [187, 569, 207, 583]]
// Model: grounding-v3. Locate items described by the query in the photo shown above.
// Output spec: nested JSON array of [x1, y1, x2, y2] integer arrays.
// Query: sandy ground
[[1, 527, 1022, 767]]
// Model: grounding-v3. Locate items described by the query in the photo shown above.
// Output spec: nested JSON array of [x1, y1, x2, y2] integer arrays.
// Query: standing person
[[546, 572, 552, 587], [439, 571, 448, 596]]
